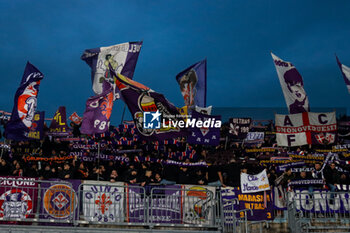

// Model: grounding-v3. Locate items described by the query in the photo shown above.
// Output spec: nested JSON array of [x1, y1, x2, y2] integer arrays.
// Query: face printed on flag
[[176, 60, 207, 107], [5, 62, 44, 141], [81, 42, 142, 95], [271, 53, 309, 114], [17, 81, 40, 128]]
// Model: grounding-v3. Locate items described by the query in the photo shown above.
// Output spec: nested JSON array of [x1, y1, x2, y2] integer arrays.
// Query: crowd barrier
[[3, 176, 350, 232], [287, 189, 350, 233]]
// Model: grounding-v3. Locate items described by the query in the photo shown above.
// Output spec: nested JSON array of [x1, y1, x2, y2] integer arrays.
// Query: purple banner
[[176, 59, 207, 107], [5, 62, 44, 140], [40, 179, 80, 222], [187, 111, 221, 146], [48, 106, 70, 137], [221, 187, 274, 221], [336, 55, 350, 94], [229, 118, 251, 139], [28, 111, 45, 140], [80, 81, 114, 135]]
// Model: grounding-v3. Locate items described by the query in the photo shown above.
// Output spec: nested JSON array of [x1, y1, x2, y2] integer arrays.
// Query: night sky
[[1, 0, 350, 124]]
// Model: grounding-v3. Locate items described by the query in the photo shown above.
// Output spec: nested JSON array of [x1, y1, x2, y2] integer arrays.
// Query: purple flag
[[176, 59, 207, 107], [28, 111, 45, 140], [336, 55, 350, 94], [187, 110, 221, 146], [271, 53, 309, 114], [229, 118, 251, 139], [81, 41, 143, 95], [112, 69, 189, 141], [81, 81, 114, 135], [5, 62, 44, 141], [48, 106, 70, 137]]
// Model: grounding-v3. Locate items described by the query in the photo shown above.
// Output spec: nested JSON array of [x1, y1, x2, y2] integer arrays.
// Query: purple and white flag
[[187, 111, 221, 146], [176, 60, 207, 107], [336, 55, 350, 94], [82, 181, 124, 223], [271, 53, 309, 114], [80, 81, 114, 135], [5, 62, 44, 141], [229, 118, 251, 139], [81, 41, 142, 95], [28, 111, 45, 140], [48, 106, 70, 137]]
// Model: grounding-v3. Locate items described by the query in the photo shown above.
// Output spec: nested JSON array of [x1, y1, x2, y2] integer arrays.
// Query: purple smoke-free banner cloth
[[271, 53, 309, 114], [81, 81, 114, 135], [5, 62, 44, 141], [176, 59, 206, 107], [81, 41, 143, 95]]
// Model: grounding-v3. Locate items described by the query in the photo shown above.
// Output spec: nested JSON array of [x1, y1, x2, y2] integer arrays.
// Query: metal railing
[[287, 190, 350, 233]]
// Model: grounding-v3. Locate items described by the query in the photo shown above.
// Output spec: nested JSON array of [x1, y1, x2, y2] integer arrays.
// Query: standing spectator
[[324, 162, 339, 194]]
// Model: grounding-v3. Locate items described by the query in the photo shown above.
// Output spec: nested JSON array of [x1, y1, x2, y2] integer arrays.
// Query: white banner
[[240, 169, 270, 194], [83, 180, 124, 223], [275, 112, 337, 147], [195, 105, 212, 115], [182, 185, 216, 225], [271, 53, 309, 114]]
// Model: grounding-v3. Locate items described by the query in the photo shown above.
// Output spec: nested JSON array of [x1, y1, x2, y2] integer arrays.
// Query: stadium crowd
[[0, 119, 350, 194]]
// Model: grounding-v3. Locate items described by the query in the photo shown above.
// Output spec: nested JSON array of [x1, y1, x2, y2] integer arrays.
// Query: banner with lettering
[[28, 111, 45, 140], [148, 185, 182, 224], [289, 188, 350, 213], [182, 185, 216, 225], [82, 181, 124, 223], [48, 106, 70, 137], [0, 176, 38, 222], [244, 132, 264, 145], [81, 41, 143, 96], [221, 187, 274, 221], [40, 179, 80, 223], [229, 118, 251, 139], [240, 169, 270, 194], [275, 112, 337, 147]]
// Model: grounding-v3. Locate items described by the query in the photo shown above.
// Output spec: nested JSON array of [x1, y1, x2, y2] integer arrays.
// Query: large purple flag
[[187, 110, 221, 146], [80, 81, 114, 135], [28, 111, 45, 140], [271, 53, 309, 114], [81, 41, 142, 95], [48, 106, 70, 137], [176, 59, 207, 107], [336, 55, 350, 94], [112, 69, 188, 141], [5, 62, 44, 141]]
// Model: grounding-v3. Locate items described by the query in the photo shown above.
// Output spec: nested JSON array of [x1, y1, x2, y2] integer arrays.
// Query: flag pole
[[97, 141, 100, 181], [120, 103, 126, 125]]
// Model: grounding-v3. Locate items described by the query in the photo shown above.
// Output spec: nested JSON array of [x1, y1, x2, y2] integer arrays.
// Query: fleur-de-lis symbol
[[95, 193, 112, 214]]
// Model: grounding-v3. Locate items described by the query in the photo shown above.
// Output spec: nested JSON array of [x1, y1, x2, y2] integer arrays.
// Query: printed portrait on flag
[[176, 60, 206, 107], [271, 53, 309, 114], [81, 41, 143, 95], [5, 62, 44, 140]]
